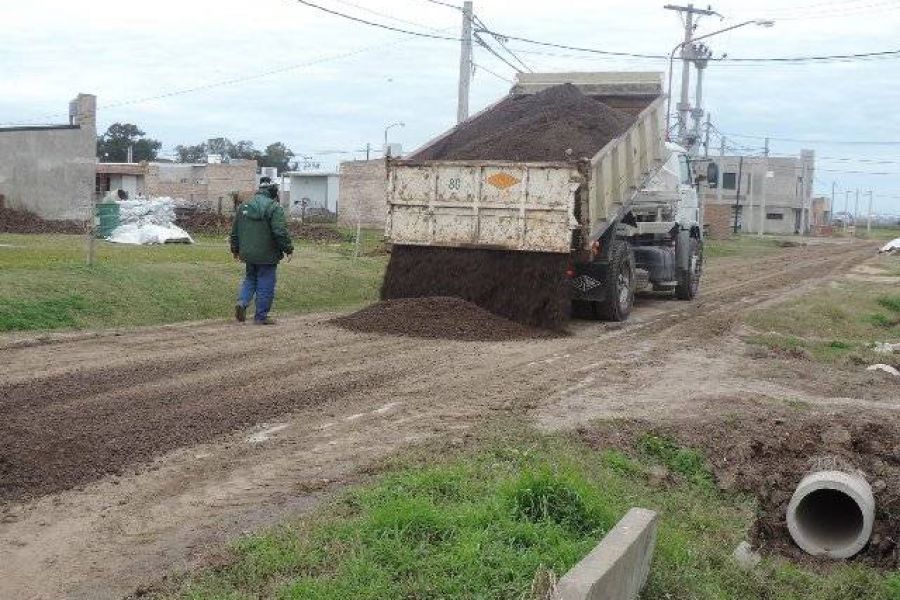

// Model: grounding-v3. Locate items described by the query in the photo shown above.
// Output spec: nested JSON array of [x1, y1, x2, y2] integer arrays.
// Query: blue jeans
[[237, 263, 278, 322]]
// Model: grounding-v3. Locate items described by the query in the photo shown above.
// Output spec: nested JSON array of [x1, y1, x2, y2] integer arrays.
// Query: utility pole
[[747, 171, 754, 234], [664, 4, 717, 149], [703, 113, 711, 158], [365, 143, 371, 160], [763, 137, 770, 157], [732, 154, 744, 234], [866, 190, 873, 234], [759, 172, 768, 237], [456, 1, 474, 124], [716, 136, 725, 208], [830, 181, 836, 227], [690, 50, 711, 154]]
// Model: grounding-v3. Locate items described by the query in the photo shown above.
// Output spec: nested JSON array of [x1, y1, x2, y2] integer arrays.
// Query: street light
[[665, 19, 775, 142], [384, 121, 405, 157]]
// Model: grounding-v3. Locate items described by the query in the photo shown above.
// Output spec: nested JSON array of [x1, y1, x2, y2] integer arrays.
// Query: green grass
[[0, 233, 387, 332], [745, 279, 900, 365], [704, 235, 782, 259], [151, 429, 899, 600]]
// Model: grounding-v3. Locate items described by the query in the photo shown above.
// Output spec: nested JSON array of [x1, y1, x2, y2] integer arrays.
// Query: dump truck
[[383, 72, 703, 325]]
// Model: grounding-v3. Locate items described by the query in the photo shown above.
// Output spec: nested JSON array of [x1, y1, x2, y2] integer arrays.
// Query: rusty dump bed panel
[[385, 160, 583, 254]]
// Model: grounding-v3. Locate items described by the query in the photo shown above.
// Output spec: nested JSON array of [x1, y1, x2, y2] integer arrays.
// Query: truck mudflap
[[569, 261, 611, 302]]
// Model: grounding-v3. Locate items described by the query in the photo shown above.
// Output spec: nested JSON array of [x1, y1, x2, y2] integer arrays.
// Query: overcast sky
[[2, 0, 899, 213]]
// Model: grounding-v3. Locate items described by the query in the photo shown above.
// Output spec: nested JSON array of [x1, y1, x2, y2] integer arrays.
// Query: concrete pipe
[[786, 470, 875, 559]]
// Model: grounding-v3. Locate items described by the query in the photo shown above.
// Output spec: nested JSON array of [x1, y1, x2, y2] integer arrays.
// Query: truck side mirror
[[707, 163, 719, 187]]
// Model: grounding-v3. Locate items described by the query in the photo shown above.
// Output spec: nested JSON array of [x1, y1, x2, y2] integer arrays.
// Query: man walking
[[230, 179, 294, 325]]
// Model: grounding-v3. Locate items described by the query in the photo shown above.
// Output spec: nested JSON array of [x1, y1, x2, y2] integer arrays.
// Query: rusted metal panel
[[387, 162, 581, 253]]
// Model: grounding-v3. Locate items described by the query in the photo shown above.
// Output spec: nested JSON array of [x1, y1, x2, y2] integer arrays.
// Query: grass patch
[[0, 233, 387, 332], [0, 295, 88, 331], [746, 278, 900, 365], [149, 429, 897, 600], [877, 296, 900, 313], [638, 433, 715, 490], [703, 235, 781, 259]]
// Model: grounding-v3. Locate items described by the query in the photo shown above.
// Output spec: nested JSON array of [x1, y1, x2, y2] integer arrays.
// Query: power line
[[294, 0, 461, 41], [331, 0, 447, 32], [474, 33, 523, 73], [722, 131, 900, 145], [0, 35, 419, 126], [418, 0, 462, 9], [472, 15, 533, 72], [472, 62, 514, 83], [818, 168, 898, 175], [294, 1, 900, 64], [474, 26, 900, 63]]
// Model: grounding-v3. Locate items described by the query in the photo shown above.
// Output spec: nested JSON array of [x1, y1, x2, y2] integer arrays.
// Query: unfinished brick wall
[[206, 161, 257, 212], [337, 159, 387, 228], [144, 161, 257, 212], [704, 204, 734, 239]]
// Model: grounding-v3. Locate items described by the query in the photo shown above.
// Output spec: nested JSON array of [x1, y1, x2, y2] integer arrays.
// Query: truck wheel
[[675, 238, 703, 300], [597, 240, 635, 321]]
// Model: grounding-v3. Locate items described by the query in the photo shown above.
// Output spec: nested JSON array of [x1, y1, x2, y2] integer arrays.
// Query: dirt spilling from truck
[[411, 84, 635, 162], [580, 406, 900, 569], [332, 297, 560, 341], [380, 245, 571, 330]]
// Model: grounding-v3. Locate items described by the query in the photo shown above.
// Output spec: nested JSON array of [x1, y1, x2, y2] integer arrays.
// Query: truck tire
[[597, 240, 635, 321], [675, 238, 703, 300]]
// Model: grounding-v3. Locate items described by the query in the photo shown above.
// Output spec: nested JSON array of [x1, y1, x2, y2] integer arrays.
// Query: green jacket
[[230, 193, 294, 265]]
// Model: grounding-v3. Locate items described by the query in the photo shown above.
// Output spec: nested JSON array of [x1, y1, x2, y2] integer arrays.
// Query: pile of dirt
[[176, 211, 347, 242], [291, 223, 347, 243], [0, 206, 84, 234], [380, 245, 571, 330], [411, 84, 635, 162], [332, 296, 559, 341], [580, 406, 900, 569], [175, 211, 232, 235]]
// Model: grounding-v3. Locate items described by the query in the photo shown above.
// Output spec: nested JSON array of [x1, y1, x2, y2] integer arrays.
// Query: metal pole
[[716, 136, 725, 211], [866, 190, 873, 234], [456, 1, 473, 123], [365, 142, 371, 161], [732, 155, 744, 234], [703, 113, 711, 158], [844, 191, 850, 225], [759, 171, 768, 237], [830, 181, 836, 226], [677, 7, 694, 146], [86, 193, 96, 265], [691, 64, 706, 154], [747, 171, 754, 234]]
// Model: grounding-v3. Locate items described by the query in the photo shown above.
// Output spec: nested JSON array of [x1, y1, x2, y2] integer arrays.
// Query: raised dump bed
[[382, 72, 701, 327]]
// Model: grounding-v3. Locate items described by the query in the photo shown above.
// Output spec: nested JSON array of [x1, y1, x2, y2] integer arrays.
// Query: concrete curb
[[553, 507, 659, 600]]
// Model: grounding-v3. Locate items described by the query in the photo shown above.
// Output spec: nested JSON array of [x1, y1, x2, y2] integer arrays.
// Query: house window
[[766, 213, 784, 220], [722, 172, 737, 190]]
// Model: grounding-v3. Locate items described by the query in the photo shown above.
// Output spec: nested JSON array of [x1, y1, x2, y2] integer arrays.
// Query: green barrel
[[95, 202, 120, 238]]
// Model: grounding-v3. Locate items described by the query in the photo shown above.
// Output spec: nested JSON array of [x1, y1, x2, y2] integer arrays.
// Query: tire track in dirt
[[0, 240, 885, 600]]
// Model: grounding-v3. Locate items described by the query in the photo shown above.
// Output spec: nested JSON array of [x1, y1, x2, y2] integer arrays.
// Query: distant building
[[337, 159, 387, 229], [0, 94, 97, 220], [285, 171, 339, 220], [96, 159, 258, 213], [700, 150, 815, 238]]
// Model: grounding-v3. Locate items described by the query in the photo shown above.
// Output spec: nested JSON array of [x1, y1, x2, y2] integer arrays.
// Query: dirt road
[[1, 240, 895, 599]]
